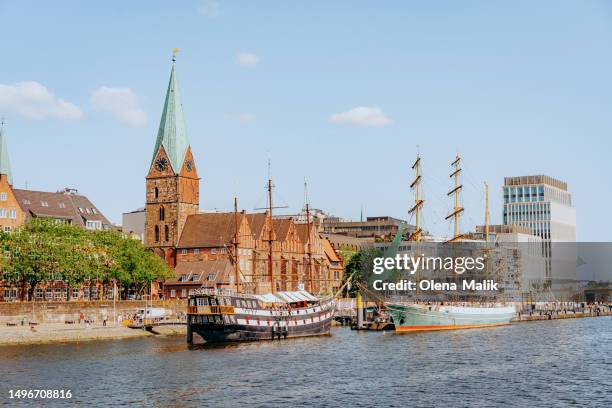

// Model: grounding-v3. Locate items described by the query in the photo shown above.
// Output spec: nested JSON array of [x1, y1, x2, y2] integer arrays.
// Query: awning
[[254, 290, 318, 304]]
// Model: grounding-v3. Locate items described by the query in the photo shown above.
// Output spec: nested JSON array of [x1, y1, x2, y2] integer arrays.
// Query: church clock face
[[185, 159, 193, 172], [155, 157, 168, 171]]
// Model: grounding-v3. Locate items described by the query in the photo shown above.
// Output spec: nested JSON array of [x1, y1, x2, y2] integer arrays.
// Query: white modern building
[[502, 175, 576, 286]]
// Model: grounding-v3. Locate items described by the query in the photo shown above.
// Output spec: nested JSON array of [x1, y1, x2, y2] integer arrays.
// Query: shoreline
[[3, 312, 610, 347], [0, 323, 186, 347]]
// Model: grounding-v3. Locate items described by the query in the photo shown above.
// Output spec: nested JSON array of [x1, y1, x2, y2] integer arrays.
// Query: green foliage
[[0, 218, 171, 300], [335, 244, 358, 264], [342, 247, 383, 297]]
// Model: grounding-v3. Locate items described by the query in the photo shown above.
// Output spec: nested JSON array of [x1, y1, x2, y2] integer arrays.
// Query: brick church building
[[145, 58, 343, 298]]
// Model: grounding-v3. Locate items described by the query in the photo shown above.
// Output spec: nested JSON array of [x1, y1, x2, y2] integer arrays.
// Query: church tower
[[146, 55, 199, 265]]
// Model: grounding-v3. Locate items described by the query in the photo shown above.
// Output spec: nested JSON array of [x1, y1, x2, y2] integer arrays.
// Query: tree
[[0, 218, 172, 301], [342, 247, 383, 297]]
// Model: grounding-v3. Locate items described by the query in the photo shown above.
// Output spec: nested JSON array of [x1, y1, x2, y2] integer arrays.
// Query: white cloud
[[329, 106, 392, 127], [90, 87, 147, 127], [0, 81, 83, 120], [224, 112, 256, 124], [236, 52, 259, 68], [198, 0, 220, 17]]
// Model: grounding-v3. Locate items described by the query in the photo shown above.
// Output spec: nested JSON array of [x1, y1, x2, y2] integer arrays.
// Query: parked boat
[[386, 303, 516, 332], [187, 289, 335, 343]]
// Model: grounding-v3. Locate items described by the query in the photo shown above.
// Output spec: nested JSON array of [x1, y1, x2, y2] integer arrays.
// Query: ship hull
[[187, 291, 335, 343], [387, 303, 516, 333], [190, 319, 332, 343]]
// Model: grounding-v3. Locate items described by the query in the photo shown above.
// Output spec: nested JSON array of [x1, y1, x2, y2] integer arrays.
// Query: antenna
[[445, 154, 464, 242], [267, 157, 272, 181]]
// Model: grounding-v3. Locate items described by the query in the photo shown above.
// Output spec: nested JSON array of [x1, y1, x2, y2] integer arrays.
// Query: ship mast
[[304, 180, 314, 293], [484, 182, 490, 244], [253, 160, 287, 294], [445, 154, 464, 242], [233, 196, 241, 293], [267, 174, 274, 293], [408, 152, 424, 241]]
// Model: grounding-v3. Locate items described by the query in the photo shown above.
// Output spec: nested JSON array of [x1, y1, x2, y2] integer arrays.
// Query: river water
[[1, 317, 611, 407]]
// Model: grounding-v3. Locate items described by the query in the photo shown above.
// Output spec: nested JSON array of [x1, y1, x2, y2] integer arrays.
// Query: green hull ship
[[387, 303, 516, 332]]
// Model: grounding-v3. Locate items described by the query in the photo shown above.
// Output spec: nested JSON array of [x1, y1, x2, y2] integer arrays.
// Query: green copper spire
[[0, 121, 13, 185], [151, 57, 190, 173]]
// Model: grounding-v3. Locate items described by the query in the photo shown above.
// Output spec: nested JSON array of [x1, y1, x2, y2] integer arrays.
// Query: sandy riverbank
[[0, 323, 186, 346]]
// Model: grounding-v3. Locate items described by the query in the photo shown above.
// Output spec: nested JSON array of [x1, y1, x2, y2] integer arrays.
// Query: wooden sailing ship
[[186, 169, 336, 343]]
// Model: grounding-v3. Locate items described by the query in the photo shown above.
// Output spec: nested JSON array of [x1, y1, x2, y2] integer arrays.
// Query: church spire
[[0, 120, 13, 185], [151, 53, 190, 174]]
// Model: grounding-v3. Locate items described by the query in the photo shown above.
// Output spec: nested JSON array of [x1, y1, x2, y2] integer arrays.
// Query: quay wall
[[514, 309, 612, 322], [0, 300, 187, 324]]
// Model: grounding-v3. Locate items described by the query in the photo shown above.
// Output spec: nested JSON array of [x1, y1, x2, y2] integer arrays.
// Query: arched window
[[164, 225, 169, 241], [159, 206, 165, 221], [154, 225, 160, 242], [154, 187, 159, 199]]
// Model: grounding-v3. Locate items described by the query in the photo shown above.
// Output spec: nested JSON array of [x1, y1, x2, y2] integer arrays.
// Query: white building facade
[[502, 175, 576, 286]]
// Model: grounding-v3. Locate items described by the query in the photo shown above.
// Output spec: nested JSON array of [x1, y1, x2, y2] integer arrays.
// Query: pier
[[514, 307, 612, 322]]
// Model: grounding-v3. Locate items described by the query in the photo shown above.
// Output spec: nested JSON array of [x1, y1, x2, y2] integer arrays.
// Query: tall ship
[[187, 289, 335, 343], [384, 153, 517, 332], [186, 170, 336, 343]]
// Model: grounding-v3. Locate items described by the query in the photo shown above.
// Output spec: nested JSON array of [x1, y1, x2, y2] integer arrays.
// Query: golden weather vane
[[172, 48, 180, 62]]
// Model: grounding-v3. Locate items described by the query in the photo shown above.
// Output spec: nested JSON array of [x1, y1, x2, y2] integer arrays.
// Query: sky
[[0, 0, 611, 241]]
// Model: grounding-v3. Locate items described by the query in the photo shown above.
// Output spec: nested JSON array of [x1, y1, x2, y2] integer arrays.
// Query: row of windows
[[79, 207, 98, 214], [0, 208, 17, 219], [3, 287, 109, 300], [190, 314, 231, 324], [19, 197, 98, 214], [503, 203, 551, 222], [169, 288, 196, 298], [180, 247, 227, 255], [193, 296, 258, 309], [503, 185, 545, 204], [504, 185, 571, 206], [85, 220, 102, 230], [179, 272, 216, 282]]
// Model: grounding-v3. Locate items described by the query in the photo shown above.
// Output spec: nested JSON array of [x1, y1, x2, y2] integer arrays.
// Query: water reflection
[[1, 317, 610, 407]]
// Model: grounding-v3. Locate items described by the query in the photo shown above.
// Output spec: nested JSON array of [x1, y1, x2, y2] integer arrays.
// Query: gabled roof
[[0, 125, 13, 185], [13, 188, 111, 227], [178, 212, 245, 248], [272, 218, 293, 241], [151, 60, 189, 173], [169, 258, 235, 287], [322, 236, 342, 263], [294, 223, 311, 244], [246, 212, 267, 240]]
